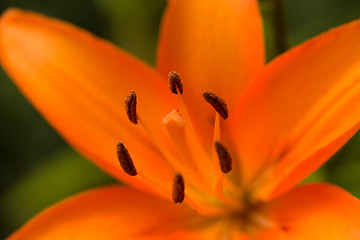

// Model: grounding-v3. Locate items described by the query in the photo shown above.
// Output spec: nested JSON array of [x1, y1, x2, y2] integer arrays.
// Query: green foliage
[[94, 0, 166, 64], [0, 148, 115, 238]]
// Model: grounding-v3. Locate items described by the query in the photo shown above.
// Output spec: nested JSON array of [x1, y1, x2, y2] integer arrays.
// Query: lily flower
[[1, 0, 360, 239]]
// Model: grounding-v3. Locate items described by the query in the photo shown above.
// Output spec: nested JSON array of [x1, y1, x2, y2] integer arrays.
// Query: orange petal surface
[[8, 186, 198, 240], [157, 0, 265, 149], [0, 9, 179, 197], [231, 19, 360, 197], [168, 224, 250, 240], [256, 184, 360, 240], [265, 122, 360, 200]]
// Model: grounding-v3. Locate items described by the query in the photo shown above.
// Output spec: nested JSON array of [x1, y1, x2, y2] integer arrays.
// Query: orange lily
[[1, 0, 360, 238]]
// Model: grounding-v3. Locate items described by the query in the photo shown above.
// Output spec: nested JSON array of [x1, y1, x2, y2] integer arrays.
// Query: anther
[[172, 173, 185, 203], [125, 90, 137, 124], [202, 91, 229, 119], [116, 142, 137, 176], [168, 71, 183, 95], [214, 141, 232, 173]]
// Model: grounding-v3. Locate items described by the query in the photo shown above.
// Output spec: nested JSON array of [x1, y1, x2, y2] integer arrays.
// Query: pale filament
[[136, 171, 172, 198], [137, 116, 186, 173], [212, 113, 241, 209], [175, 89, 216, 183], [163, 110, 214, 193], [175, 88, 241, 210]]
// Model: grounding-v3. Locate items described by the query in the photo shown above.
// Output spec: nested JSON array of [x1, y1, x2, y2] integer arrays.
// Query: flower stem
[[273, 0, 287, 54]]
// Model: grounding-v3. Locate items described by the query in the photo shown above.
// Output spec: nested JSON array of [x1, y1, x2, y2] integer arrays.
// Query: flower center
[[116, 71, 272, 234]]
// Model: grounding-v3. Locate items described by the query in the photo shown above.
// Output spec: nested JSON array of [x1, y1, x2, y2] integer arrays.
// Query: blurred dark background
[[0, 0, 360, 238]]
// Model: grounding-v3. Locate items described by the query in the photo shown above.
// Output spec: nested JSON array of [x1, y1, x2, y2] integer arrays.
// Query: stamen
[[167, 73, 233, 204], [168, 71, 183, 94], [214, 141, 232, 173], [168, 77, 214, 186], [172, 173, 185, 203], [213, 113, 221, 142], [202, 91, 229, 120], [211, 113, 221, 172], [212, 113, 237, 206], [163, 110, 215, 193], [125, 90, 137, 124], [124, 91, 182, 173], [116, 142, 137, 176]]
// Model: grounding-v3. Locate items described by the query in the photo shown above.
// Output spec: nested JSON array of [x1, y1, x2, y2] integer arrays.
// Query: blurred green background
[[0, 0, 360, 238]]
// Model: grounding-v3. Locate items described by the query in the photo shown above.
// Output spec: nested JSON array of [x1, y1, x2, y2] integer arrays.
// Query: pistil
[[168, 73, 215, 186], [163, 110, 195, 171], [163, 109, 215, 195]]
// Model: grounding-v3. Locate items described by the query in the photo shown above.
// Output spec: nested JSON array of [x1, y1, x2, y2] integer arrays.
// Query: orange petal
[[0, 9, 179, 197], [231, 19, 360, 196], [8, 186, 198, 240], [265, 122, 360, 200], [256, 184, 360, 240], [168, 224, 250, 240], [156, 0, 265, 149]]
